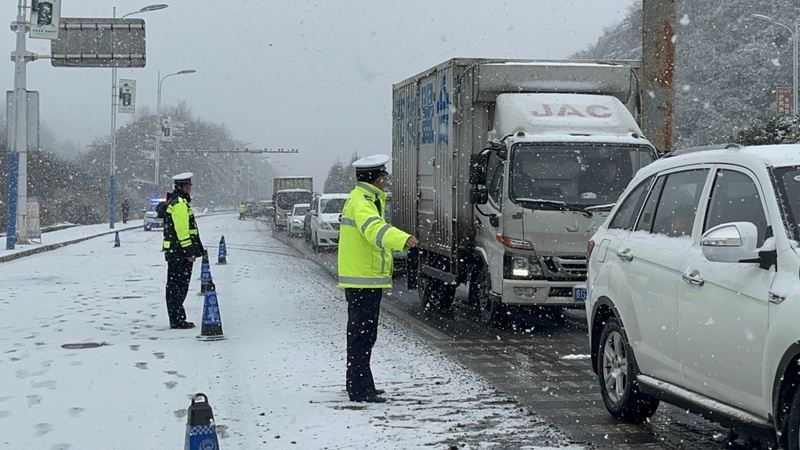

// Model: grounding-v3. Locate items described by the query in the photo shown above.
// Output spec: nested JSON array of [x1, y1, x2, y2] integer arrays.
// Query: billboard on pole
[[30, 0, 62, 40], [777, 87, 793, 117], [51, 18, 146, 68], [118, 79, 136, 114]]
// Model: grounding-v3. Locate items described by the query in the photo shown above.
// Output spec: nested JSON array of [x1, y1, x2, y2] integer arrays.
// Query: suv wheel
[[598, 317, 659, 423], [787, 385, 800, 450]]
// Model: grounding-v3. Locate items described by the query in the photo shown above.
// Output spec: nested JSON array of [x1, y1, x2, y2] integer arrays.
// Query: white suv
[[308, 193, 348, 251], [586, 144, 800, 448]]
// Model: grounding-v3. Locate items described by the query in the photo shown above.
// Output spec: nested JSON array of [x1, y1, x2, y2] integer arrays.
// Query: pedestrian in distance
[[121, 198, 130, 224], [338, 154, 419, 403], [238, 202, 246, 220], [162, 172, 206, 330]]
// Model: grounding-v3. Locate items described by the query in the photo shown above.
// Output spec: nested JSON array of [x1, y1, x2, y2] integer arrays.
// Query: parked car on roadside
[[585, 143, 800, 448], [308, 193, 348, 251], [142, 198, 166, 231], [303, 194, 319, 243], [261, 200, 275, 218], [286, 203, 310, 237]]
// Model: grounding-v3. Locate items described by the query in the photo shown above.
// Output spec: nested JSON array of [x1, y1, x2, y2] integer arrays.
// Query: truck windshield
[[275, 191, 313, 210], [509, 143, 655, 208]]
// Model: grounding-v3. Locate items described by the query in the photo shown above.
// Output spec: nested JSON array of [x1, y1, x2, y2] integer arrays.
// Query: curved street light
[[750, 13, 798, 116], [154, 69, 198, 194], [109, 3, 170, 229]]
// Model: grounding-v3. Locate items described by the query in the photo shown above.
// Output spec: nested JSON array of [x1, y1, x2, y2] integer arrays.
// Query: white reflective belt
[[340, 217, 357, 227], [338, 276, 392, 285]]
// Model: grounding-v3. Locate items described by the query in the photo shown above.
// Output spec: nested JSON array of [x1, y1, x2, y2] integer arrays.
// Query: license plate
[[573, 286, 587, 302]]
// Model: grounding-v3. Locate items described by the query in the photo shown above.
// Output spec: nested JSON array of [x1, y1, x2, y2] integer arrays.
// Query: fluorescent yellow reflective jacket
[[337, 182, 410, 289]]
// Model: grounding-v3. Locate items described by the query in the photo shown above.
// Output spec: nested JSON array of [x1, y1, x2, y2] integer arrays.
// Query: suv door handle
[[769, 291, 786, 304], [682, 269, 705, 287], [616, 248, 633, 262]]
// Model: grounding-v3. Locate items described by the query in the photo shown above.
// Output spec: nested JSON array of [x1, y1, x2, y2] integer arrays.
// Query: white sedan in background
[[286, 203, 310, 237]]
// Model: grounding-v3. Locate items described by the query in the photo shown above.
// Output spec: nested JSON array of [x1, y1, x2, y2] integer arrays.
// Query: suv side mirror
[[701, 222, 758, 263]]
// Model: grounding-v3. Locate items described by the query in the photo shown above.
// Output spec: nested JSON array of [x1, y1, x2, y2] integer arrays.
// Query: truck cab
[[392, 59, 658, 326]]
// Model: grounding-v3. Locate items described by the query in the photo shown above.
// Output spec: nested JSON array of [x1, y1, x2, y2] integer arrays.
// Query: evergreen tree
[[573, 0, 800, 149], [734, 116, 800, 145]]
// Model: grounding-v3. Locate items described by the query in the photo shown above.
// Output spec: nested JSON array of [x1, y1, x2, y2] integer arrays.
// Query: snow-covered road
[[0, 214, 583, 449]]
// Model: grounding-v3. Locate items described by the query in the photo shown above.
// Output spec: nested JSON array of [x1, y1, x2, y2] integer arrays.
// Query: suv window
[[704, 169, 769, 246], [773, 166, 800, 241], [608, 176, 653, 230], [636, 169, 709, 236]]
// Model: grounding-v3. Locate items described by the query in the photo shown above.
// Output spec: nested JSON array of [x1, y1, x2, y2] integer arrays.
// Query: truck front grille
[[542, 256, 587, 278]]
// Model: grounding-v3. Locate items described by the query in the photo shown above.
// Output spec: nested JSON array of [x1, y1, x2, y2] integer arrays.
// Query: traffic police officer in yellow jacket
[[338, 154, 419, 403], [162, 172, 206, 329]]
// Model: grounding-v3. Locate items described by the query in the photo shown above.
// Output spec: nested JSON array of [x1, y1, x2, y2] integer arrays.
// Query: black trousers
[[165, 254, 194, 326], [345, 288, 383, 399]]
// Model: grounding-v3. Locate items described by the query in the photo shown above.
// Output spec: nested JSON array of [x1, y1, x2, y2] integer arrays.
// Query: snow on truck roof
[[493, 93, 645, 139]]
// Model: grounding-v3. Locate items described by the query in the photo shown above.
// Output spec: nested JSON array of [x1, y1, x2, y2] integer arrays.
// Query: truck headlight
[[503, 253, 543, 280]]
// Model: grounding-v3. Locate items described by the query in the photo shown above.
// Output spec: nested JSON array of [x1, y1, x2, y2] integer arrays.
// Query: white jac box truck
[[392, 58, 658, 325]]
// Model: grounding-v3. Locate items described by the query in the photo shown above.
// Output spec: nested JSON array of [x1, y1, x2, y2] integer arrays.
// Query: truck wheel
[[417, 270, 455, 310], [472, 264, 507, 327], [597, 317, 659, 423]]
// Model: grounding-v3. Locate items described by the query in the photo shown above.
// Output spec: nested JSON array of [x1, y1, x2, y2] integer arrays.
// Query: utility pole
[[6, 0, 29, 249], [642, 0, 677, 153]]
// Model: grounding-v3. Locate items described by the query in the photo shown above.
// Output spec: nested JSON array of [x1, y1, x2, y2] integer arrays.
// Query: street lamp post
[[154, 69, 196, 194], [751, 14, 799, 116], [109, 4, 168, 229]]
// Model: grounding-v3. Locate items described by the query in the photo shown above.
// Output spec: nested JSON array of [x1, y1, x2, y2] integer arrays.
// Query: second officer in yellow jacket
[[162, 172, 206, 330], [338, 154, 418, 403]]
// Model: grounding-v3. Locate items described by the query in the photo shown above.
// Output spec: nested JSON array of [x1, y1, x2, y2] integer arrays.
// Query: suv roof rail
[[663, 143, 743, 158]]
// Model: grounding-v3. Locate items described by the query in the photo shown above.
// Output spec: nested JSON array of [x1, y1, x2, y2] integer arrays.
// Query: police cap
[[352, 154, 390, 174], [172, 172, 193, 185]]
